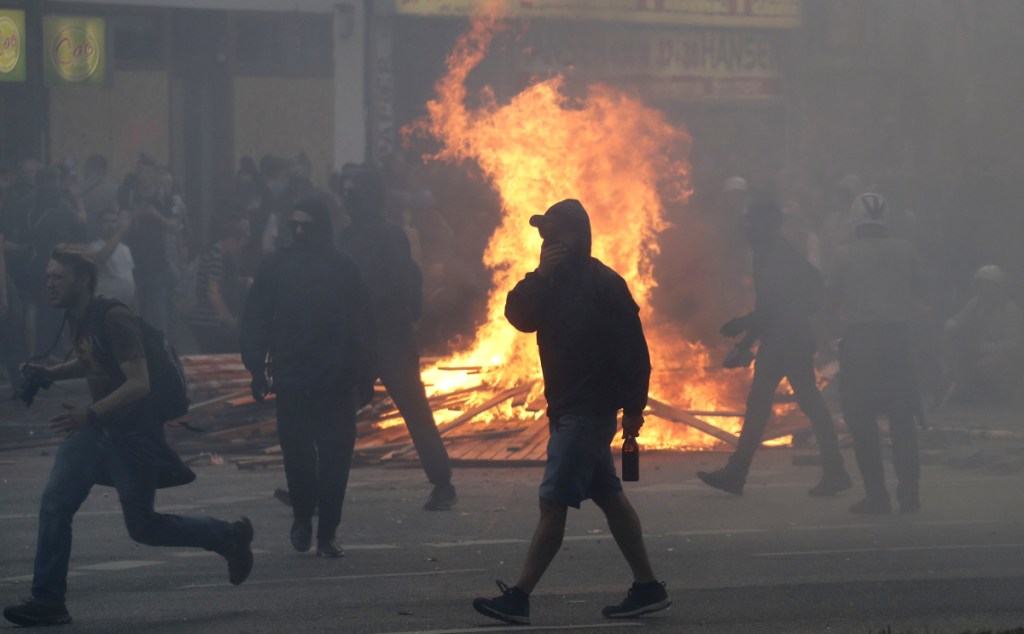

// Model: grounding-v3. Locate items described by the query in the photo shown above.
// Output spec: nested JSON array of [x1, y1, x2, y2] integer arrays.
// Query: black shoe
[[472, 580, 530, 625], [226, 517, 254, 586], [849, 498, 892, 514], [316, 540, 344, 558], [290, 517, 313, 553], [697, 469, 744, 496], [3, 599, 72, 626], [602, 581, 671, 618], [423, 483, 457, 511], [808, 473, 854, 497], [273, 487, 292, 507]]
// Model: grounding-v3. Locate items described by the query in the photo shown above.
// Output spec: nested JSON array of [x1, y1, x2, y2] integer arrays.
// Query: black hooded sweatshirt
[[504, 207, 651, 419], [240, 203, 374, 393]]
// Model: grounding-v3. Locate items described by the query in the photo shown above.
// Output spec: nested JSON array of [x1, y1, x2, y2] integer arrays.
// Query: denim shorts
[[538, 412, 623, 509]]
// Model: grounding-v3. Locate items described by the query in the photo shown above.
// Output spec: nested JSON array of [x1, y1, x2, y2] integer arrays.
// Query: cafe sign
[[44, 15, 106, 86], [0, 9, 25, 82]]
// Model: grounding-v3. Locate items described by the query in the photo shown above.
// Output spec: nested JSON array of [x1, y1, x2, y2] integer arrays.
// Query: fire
[[408, 3, 779, 449]]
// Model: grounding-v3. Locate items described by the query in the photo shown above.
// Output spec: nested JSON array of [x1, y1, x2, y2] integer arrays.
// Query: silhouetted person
[[472, 200, 669, 625], [241, 199, 374, 557], [698, 201, 850, 497], [3, 245, 253, 628], [337, 165, 457, 511], [828, 193, 926, 514], [189, 216, 250, 353]]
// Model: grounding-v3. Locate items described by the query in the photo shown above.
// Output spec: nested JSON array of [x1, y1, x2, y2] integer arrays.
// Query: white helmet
[[850, 193, 887, 227], [973, 265, 1006, 285]]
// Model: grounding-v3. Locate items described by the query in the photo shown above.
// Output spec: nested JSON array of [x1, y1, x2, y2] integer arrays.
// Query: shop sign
[[395, 0, 802, 29], [516, 25, 784, 100], [0, 9, 25, 82], [44, 15, 106, 86]]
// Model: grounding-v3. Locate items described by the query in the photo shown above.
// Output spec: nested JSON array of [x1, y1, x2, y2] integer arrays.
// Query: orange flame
[[410, 3, 769, 449]]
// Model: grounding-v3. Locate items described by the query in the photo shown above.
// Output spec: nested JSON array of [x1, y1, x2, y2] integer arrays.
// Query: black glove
[[720, 315, 750, 338], [251, 371, 271, 403]]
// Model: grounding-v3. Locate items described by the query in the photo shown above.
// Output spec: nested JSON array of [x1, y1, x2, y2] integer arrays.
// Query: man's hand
[[622, 411, 644, 438], [19, 363, 53, 380], [720, 315, 749, 338], [250, 371, 271, 402], [50, 403, 89, 433], [536, 243, 569, 278]]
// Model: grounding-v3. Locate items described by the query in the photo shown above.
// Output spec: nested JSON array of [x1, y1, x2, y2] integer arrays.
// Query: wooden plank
[[646, 398, 740, 446]]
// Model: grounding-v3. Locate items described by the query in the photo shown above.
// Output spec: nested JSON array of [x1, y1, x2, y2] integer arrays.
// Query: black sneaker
[[849, 498, 892, 514], [290, 517, 313, 552], [602, 581, 671, 618], [423, 483, 457, 511], [226, 517, 254, 586], [808, 473, 854, 497], [697, 469, 744, 496], [472, 580, 530, 625], [3, 599, 72, 626], [317, 540, 344, 558]]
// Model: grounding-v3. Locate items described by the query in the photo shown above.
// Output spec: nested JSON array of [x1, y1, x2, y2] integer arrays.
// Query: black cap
[[529, 199, 590, 233]]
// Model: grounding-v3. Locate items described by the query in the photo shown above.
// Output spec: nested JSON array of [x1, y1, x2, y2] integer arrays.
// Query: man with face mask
[[240, 199, 375, 557], [698, 201, 851, 498], [472, 199, 669, 625], [336, 165, 457, 511]]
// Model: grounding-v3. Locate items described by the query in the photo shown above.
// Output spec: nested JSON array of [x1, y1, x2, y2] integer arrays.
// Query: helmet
[[973, 265, 1006, 285], [850, 193, 887, 227]]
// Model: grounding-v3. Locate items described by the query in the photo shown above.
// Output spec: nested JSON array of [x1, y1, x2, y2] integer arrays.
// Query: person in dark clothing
[[828, 193, 926, 514], [188, 216, 250, 353], [472, 200, 669, 626], [240, 199, 375, 558], [3, 244, 253, 628], [336, 165, 457, 511], [697, 201, 851, 497]]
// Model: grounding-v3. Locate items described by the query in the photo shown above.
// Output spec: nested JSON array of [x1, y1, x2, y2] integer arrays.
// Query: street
[[3, 405, 1024, 633]]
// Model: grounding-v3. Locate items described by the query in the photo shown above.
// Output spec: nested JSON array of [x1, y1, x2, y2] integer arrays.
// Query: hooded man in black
[[240, 199, 374, 557], [336, 165, 456, 511], [698, 201, 850, 497], [472, 200, 669, 625]]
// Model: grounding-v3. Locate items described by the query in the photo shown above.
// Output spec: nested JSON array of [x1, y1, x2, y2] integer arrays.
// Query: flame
[[408, 3, 776, 449]]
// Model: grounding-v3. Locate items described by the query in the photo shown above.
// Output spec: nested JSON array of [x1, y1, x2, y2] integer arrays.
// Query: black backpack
[[92, 298, 190, 421]]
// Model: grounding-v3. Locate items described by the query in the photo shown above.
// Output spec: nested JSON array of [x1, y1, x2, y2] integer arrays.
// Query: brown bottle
[[621, 436, 639, 482]]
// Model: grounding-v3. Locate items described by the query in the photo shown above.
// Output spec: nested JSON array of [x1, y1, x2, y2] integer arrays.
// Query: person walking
[[472, 199, 670, 625], [241, 199, 375, 558], [336, 165, 457, 511], [698, 201, 851, 497], [3, 244, 253, 628], [828, 193, 926, 514]]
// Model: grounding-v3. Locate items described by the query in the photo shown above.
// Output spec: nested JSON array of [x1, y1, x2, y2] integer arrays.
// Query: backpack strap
[[87, 297, 131, 378]]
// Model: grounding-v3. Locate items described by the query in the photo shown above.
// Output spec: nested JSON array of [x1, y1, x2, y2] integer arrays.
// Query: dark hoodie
[[240, 200, 374, 393], [337, 167, 423, 332], [505, 200, 651, 419]]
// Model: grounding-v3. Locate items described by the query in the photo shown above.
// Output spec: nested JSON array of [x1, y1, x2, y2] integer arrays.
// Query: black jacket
[[747, 234, 824, 343], [240, 245, 374, 394], [338, 216, 423, 332], [505, 258, 651, 419]]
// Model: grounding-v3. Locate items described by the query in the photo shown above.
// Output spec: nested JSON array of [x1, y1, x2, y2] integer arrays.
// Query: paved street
[[3, 399, 1024, 634]]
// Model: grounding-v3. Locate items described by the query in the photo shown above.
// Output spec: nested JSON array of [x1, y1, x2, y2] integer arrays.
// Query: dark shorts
[[539, 413, 623, 509]]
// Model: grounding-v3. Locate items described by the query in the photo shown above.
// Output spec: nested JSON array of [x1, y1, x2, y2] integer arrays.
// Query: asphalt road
[[3, 433, 1024, 633]]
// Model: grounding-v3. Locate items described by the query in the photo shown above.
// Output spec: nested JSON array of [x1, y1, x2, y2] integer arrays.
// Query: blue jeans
[[32, 425, 234, 605]]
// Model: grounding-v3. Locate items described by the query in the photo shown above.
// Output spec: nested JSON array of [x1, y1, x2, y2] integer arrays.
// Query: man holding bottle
[[471, 199, 669, 625]]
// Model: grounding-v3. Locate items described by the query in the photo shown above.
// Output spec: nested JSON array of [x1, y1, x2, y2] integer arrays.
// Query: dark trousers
[[728, 338, 845, 480], [377, 324, 452, 487], [840, 323, 921, 504], [32, 425, 234, 605], [276, 388, 357, 542]]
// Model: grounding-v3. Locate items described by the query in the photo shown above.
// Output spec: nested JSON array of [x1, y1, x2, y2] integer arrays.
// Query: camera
[[13, 368, 54, 408]]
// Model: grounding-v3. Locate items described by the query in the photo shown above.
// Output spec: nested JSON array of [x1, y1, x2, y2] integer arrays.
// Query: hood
[[529, 198, 592, 260]]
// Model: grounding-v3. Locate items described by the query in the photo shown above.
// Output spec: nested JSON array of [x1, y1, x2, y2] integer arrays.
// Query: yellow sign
[[0, 9, 25, 82], [44, 16, 106, 86], [395, 0, 802, 29]]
